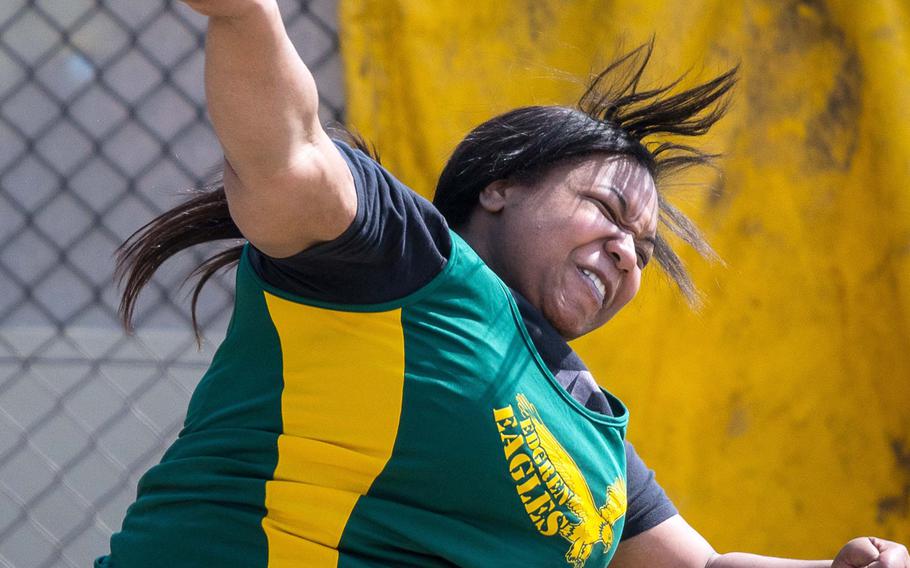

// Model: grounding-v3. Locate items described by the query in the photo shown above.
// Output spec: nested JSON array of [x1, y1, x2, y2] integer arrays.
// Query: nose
[[605, 232, 637, 273]]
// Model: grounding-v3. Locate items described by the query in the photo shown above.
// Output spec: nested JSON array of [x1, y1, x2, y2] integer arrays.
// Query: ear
[[477, 179, 511, 213]]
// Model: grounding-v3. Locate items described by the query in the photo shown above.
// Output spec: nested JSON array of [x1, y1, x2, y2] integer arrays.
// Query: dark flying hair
[[114, 128, 378, 343], [433, 41, 737, 304]]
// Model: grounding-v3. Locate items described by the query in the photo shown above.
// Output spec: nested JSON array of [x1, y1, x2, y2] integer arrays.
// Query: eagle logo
[[495, 394, 627, 568]]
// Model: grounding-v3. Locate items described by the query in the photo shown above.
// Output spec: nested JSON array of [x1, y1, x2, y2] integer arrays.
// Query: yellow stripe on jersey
[[261, 292, 406, 567]]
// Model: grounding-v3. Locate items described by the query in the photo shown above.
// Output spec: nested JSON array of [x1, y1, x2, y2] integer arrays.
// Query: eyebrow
[[605, 186, 628, 214]]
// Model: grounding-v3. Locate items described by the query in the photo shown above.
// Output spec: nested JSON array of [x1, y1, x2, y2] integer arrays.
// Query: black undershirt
[[248, 140, 677, 541]]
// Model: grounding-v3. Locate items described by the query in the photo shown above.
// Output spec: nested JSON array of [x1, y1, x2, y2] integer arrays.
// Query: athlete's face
[[481, 154, 658, 339]]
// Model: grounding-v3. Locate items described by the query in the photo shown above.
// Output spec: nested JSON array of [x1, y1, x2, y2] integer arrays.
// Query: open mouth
[[580, 268, 606, 304]]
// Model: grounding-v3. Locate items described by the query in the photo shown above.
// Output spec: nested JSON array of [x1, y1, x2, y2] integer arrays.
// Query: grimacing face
[[479, 154, 659, 339]]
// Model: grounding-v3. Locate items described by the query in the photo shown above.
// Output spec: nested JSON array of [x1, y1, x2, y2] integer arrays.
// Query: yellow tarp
[[339, 0, 910, 556]]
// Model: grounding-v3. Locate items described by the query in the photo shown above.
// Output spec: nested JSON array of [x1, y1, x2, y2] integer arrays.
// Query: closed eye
[[588, 197, 613, 221], [588, 197, 615, 221], [637, 238, 656, 269], [589, 196, 654, 268], [636, 248, 650, 269]]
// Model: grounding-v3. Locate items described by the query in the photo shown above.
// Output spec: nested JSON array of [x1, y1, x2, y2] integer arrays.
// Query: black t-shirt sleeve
[[248, 140, 451, 303], [621, 440, 679, 541]]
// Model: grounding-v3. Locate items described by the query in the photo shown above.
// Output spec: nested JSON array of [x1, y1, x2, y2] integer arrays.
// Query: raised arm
[[185, 0, 355, 257]]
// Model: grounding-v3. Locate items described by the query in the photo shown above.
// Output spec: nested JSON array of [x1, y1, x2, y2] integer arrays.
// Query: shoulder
[[247, 139, 452, 305]]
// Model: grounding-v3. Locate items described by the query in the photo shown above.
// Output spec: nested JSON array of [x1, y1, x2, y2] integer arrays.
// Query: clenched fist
[[180, 0, 274, 19], [832, 537, 909, 568]]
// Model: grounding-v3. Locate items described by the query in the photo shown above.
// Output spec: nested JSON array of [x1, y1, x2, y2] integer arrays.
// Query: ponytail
[[116, 128, 379, 341], [115, 181, 243, 342]]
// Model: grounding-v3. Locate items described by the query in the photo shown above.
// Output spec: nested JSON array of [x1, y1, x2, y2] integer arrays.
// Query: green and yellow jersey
[[97, 140, 677, 567], [99, 232, 627, 567]]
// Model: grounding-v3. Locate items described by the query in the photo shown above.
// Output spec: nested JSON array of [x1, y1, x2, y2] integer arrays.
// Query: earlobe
[[478, 179, 511, 213]]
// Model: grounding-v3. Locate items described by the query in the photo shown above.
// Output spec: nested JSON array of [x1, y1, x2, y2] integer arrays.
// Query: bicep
[[611, 515, 716, 568], [225, 131, 357, 258]]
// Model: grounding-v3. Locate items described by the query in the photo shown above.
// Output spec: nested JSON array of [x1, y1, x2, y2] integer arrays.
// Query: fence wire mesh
[[0, 1, 344, 566]]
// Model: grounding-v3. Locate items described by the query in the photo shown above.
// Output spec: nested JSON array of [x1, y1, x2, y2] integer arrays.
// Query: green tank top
[[99, 232, 628, 568]]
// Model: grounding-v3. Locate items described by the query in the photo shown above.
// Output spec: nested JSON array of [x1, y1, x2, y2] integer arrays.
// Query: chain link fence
[[0, 1, 344, 566]]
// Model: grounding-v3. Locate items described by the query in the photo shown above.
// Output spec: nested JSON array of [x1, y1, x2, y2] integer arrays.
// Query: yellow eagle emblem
[[494, 394, 627, 568]]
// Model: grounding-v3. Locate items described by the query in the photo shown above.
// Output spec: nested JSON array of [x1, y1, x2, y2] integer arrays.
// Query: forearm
[[613, 517, 842, 568], [203, 0, 322, 186], [707, 552, 829, 568]]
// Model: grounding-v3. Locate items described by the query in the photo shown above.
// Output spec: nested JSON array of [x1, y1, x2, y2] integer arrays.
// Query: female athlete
[[96, 1, 909, 567]]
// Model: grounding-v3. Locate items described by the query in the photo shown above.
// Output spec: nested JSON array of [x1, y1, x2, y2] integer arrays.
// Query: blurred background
[[0, 1, 342, 566], [1, 1, 908, 566]]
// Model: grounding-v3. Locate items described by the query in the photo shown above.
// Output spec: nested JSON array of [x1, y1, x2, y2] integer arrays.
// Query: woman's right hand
[[181, 0, 273, 19]]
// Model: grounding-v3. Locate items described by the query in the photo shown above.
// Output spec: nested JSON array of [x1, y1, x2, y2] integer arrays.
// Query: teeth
[[582, 269, 606, 298]]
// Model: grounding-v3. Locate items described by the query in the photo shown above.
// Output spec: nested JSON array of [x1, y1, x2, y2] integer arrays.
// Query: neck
[[454, 222, 496, 269]]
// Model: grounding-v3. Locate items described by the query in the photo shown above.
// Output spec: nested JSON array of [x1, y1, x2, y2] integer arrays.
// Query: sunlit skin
[[461, 153, 659, 340]]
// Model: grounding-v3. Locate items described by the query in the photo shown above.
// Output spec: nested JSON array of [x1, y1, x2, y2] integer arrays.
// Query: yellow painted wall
[[339, 0, 910, 557]]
